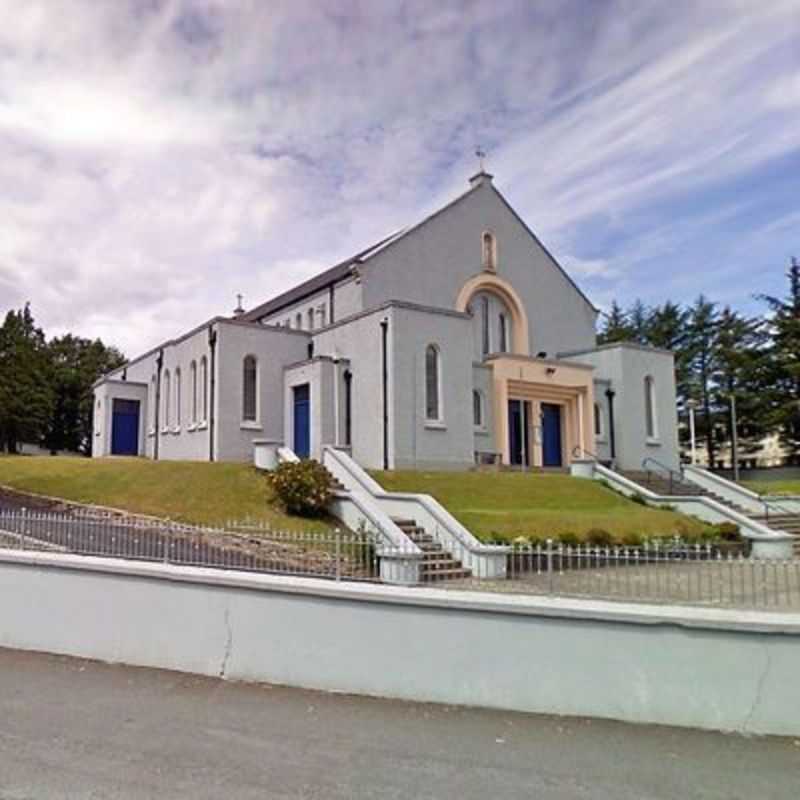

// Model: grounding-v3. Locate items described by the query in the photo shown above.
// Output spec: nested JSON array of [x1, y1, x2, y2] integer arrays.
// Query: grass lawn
[[372, 470, 710, 543], [0, 456, 330, 531], [743, 480, 800, 496]]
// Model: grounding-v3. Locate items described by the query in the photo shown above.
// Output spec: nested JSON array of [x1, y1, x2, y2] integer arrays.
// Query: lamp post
[[730, 393, 740, 483], [686, 398, 697, 466]]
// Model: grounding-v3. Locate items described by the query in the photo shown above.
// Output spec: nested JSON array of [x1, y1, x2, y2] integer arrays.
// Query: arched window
[[200, 356, 208, 423], [473, 390, 484, 428], [594, 402, 603, 438], [307, 308, 315, 331], [482, 231, 496, 271], [295, 312, 302, 329], [190, 361, 197, 424], [150, 375, 157, 429], [481, 295, 490, 357], [644, 376, 658, 439], [174, 368, 181, 428], [163, 370, 171, 429], [425, 345, 441, 421], [243, 355, 258, 422], [498, 313, 508, 353]]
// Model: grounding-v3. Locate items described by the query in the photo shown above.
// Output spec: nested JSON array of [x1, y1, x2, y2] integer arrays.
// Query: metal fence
[[444, 537, 800, 610], [1, 509, 798, 609], [0, 510, 378, 582]]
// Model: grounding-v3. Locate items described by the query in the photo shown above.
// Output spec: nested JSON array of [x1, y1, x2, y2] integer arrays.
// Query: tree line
[[598, 258, 800, 467], [0, 304, 125, 455]]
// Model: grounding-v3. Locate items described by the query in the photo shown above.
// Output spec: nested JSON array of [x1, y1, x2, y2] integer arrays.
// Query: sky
[[1, 0, 798, 356]]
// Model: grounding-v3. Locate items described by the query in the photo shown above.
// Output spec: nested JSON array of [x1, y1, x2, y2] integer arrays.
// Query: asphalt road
[[0, 649, 798, 799]]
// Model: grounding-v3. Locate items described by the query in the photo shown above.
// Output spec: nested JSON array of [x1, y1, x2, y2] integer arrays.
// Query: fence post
[[163, 526, 170, 565], [20, 509, 27, 551], [335, 530, 342, 582], [546, 538, 554, 595]]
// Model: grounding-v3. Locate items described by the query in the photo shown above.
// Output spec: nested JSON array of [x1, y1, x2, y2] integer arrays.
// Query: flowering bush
[[268, 460, 333, 517]]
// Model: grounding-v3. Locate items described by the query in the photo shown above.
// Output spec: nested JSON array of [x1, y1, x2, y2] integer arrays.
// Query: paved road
[[1, 649, 798, 799]]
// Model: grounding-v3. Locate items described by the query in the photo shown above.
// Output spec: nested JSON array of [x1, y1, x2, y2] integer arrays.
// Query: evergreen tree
[[712, 307, 772, 463], [684, 296, 720, 467], [597, 300, 633, 344], [44, 335, 125, 454], [628, 299, 650, 344], [0, 304, 53, 453], [758, 258, 800, 464]]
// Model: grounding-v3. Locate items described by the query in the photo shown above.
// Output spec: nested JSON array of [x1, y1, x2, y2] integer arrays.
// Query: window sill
[[474, 426, 489, 435], [171, 427, 181, 435], [187, 423, 197, 432], [240, 421, 263, 431], [595, 436, 607, 444], [646, 437, 661, 447], [147, 428, 156, 438], [160, 427, 170, 435], [197, 421, 208, 431], [424, 421, 447, 431]]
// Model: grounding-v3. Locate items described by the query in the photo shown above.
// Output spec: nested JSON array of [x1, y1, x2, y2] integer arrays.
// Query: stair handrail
[[571, 445, 614, 469], [641, 456, 685, 496], [759, 494, 796, 525]]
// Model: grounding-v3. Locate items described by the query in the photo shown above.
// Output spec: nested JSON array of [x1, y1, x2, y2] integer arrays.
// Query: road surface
[[0, 649, 798, 799]]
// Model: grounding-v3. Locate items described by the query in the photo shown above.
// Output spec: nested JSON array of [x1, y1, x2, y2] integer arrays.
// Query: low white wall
[[1, 551, 799, 737]]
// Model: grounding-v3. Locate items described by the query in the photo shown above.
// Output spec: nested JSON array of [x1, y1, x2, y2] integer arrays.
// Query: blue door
[[111, 399, 140, 456], [541, 403, 563, 467], [293, 384, 311, 458]]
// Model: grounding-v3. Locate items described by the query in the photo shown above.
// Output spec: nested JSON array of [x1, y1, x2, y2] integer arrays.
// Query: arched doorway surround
[[455, 274, 530, 356]]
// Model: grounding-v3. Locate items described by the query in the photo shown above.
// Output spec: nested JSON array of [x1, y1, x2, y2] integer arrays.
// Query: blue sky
[[0, 0, 798, 354]]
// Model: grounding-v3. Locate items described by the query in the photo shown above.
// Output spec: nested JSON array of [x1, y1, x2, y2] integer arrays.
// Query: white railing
[[322, 446, 509, 578]]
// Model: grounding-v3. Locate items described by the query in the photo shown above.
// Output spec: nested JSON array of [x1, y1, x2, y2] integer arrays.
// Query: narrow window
[[163, 370, 171, 428], [644, 376, 657, 439], [307, 308, 315, 331], [473, 390, 484, 428], [150, 375, 157, 429], [243, 355, 257, 422], [295, 312, 302, 329], [319, 304, 327, 327], [174, 368, 181, 427], [425, 345, 440, 421], [498, 312, 508, 353], [200, 356, 208, 422], [481, 296, 490, 357], [344, 369, 353, 447], [190, 361, 197, 423], [482, 232, 496, 271], [594, 403, 603, 437]]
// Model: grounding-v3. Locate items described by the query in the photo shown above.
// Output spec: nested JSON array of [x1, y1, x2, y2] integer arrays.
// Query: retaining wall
[[0, 550, 798, 737]]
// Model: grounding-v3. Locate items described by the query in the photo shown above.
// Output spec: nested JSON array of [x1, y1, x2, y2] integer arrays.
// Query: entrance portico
[[487, 355, 594, 468]]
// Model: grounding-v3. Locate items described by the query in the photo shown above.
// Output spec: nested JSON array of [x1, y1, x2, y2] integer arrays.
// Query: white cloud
[[0, 0, 798, 355]]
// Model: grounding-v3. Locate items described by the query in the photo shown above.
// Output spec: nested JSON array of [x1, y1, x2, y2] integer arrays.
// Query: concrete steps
[[391, 517, 471, 582]]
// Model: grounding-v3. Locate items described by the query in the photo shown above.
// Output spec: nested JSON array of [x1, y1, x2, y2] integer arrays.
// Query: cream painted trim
[[455, 274, 530, 356]]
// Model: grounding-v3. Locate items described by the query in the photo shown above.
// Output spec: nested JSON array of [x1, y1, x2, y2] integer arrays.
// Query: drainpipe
[[208, 325, 217, 462], [380, 318, 389, 470], [605, 387, 617, 464], [154, 350, 164, 460], [343, 369, 353, 447]]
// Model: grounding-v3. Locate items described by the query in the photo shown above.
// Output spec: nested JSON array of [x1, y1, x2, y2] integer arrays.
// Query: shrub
[[629, 492, 649, 506], [712, 521, 742, 542], [586, 528, 614, 547], [268, 460, 333, 517], [620, 532, 644, 548], [557, 532, 581, 547]]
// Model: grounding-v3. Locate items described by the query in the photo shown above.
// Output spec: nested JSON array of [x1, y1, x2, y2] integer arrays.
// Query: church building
[[93, 171, 680, 472]]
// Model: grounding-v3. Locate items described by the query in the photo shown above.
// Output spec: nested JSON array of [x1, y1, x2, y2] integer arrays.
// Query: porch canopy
[[486, 355, 595, 468]]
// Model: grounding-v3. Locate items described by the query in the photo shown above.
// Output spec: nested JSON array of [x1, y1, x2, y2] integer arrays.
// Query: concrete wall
[[283, 357, 337, 460], [258, 276, 363, 330], [215, 322, 309, 462], [472, 364, 496, 457], [1, 550, 798, 737], [359, 178, 598, 358], [566, 343, 680, 471], [93, 381, 148, 457], [389, 305, 475, 470]]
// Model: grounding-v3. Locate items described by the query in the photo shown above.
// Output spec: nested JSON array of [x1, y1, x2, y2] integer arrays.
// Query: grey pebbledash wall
[[1, 550, 798, 737]]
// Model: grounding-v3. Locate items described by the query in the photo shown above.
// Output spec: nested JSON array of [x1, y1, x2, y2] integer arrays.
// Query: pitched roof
[[241, 177, 597, 321]]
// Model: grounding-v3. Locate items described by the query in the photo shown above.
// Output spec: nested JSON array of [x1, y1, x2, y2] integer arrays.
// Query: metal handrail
[[641, 456, 685, 495], [571, 445, 615, 468]]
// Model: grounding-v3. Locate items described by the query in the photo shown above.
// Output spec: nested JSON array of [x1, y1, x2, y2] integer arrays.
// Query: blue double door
[[111, 399, 140, 456], [292, 384, 311, 458], [508, 400, 563, 467]]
